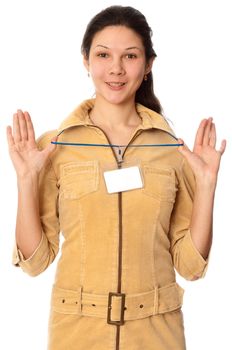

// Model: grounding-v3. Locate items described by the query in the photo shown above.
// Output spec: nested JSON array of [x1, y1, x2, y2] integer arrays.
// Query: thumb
[[42, 135, 58, 158], [177, 138, 191, 157]]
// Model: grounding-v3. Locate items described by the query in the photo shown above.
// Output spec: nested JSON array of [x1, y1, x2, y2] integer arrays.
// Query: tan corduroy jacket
[[13, 99, 208, 350]]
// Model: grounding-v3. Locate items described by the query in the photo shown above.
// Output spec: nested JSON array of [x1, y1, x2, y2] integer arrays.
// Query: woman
[[7, 5, 226, 350]]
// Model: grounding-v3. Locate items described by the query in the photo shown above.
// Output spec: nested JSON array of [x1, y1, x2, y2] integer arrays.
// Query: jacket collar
[[58, 98, 175, 136]]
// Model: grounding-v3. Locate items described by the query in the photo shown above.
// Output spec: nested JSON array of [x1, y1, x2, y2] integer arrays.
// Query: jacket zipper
[[115, 153, 123, 350], [86, 125, 143, 350], [115, 134, 142, 350]]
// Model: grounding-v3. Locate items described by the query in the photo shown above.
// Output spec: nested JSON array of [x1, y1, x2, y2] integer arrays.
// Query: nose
[[109, 57, 125, 75]]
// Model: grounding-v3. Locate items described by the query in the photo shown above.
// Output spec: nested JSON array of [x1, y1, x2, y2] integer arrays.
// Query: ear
[[145, 57, 155, 75], [83, 55, 89, 72]]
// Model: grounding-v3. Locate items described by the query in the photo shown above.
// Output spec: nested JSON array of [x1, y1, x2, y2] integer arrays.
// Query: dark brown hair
[[81, 5, 163, 114]]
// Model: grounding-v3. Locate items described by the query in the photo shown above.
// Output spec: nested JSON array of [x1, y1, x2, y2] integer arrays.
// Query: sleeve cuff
[[12, 233, 49, 276], [180, 230, 209, 279]]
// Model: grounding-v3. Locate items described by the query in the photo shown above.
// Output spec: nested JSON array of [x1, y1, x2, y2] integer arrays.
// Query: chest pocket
[[142, 164, 177, 203], [60, 161, 99, 200]]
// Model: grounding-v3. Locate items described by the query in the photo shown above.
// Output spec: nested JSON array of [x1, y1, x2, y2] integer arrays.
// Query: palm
[[179, 118, 226, 180], [7, 110, 56, 177], [9, 139, 46, 176], [191, 144, 222, 176]]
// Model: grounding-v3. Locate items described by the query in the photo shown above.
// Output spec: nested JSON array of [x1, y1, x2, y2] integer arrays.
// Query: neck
[[89, 96, 141, 129]]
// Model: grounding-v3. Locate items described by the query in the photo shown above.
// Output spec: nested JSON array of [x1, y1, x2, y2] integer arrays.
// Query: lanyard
[[52, 128, 183, 149], [51, 141, 183, 148]]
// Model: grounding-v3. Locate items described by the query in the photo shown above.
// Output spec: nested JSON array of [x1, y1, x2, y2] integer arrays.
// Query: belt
[[51, 282, 184, 325]]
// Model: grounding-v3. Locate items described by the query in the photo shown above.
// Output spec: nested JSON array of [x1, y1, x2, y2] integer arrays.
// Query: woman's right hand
[[7, 110, 57, 179]]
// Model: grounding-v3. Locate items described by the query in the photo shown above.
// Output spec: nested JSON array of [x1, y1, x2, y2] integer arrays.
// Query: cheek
[[127, 62, 145, 80], [129, 69, 145, 87], [89, 60, 105, 80]]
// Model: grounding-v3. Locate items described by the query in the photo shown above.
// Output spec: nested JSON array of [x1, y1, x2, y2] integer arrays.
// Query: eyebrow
[[94, 45, 142, 51]]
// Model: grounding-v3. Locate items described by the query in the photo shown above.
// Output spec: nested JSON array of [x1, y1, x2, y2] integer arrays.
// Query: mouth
[[106, 82, 126, 87]]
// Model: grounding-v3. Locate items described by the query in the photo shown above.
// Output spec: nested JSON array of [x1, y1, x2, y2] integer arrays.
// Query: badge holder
[[102, 160, 144, 194]]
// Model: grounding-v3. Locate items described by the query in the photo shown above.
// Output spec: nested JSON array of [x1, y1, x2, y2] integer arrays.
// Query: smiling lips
[[106, 82, 126, 90]]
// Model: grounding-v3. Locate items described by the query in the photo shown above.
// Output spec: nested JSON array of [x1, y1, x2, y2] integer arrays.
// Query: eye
[[97, 52, 109, 58], [125, 53, 137, 59]]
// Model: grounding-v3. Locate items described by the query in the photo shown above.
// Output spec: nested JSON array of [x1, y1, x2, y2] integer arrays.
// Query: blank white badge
[[103, 166, 143, 194]]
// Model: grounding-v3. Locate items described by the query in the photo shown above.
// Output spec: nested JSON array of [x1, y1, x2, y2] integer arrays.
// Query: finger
[[42, 136, 58, 158], [49, 136, 58, 152], [13, 112, 22, 142], [24, 111, 36, 143], [178, 138, 184, 146], [178, 138, 190, 150], [218, 139, 226, 155], [194, 119, 207, 146], [203, 117, 213, 146], [209, 122, 216, 148], [18, 110, 28, 140], [6, 126, 15, 148], [178, 138, 192, 157], [51, 135, 58, 143]]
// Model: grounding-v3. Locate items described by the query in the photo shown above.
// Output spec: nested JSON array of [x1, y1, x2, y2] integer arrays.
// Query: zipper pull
[[117, 146, 123, 164]]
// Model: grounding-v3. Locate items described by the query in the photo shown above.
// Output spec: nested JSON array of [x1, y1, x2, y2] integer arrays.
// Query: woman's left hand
[[178, 117, 226, 184]]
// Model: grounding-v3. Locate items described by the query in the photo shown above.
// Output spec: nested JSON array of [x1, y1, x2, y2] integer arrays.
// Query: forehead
[[91, 25, 144, 50]]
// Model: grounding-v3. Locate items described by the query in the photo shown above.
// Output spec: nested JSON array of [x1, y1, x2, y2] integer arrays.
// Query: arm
[[16, 173, 42, 258], [178, 118, 226, 259], [7, 110, 57, 262]]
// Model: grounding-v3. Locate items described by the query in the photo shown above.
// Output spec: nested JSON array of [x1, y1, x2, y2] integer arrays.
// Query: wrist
[[195, 174, 217, 192], [17, 172, 39, 188]]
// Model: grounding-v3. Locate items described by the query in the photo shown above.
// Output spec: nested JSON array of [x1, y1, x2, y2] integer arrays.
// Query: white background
[[0, 0, 231, 349]]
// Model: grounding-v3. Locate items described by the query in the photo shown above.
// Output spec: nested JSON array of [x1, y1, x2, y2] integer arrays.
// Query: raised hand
[[7, 110, 57, 178], [178, 118, 226, 184]]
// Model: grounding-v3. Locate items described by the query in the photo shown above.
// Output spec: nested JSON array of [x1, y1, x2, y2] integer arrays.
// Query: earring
[[87, 71, 90, 77], [144, 74, 148, 81]]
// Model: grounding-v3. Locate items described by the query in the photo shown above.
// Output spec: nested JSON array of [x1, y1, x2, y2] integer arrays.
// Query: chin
[[101, 93, 134, 106]]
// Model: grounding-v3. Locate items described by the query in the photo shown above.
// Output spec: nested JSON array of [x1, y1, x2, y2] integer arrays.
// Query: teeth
[[108, 82, 125, 86]]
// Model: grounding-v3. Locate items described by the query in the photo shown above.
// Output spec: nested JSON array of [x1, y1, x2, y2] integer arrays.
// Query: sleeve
[[168, 158, 209, 281], [12, 136, 60, 277]]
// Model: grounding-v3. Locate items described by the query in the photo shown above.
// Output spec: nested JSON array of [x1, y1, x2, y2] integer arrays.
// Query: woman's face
[[84, 25, 153, 106]]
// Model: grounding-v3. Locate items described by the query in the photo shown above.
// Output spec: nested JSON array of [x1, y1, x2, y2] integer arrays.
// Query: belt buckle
[[107, 292, 126, 325]]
